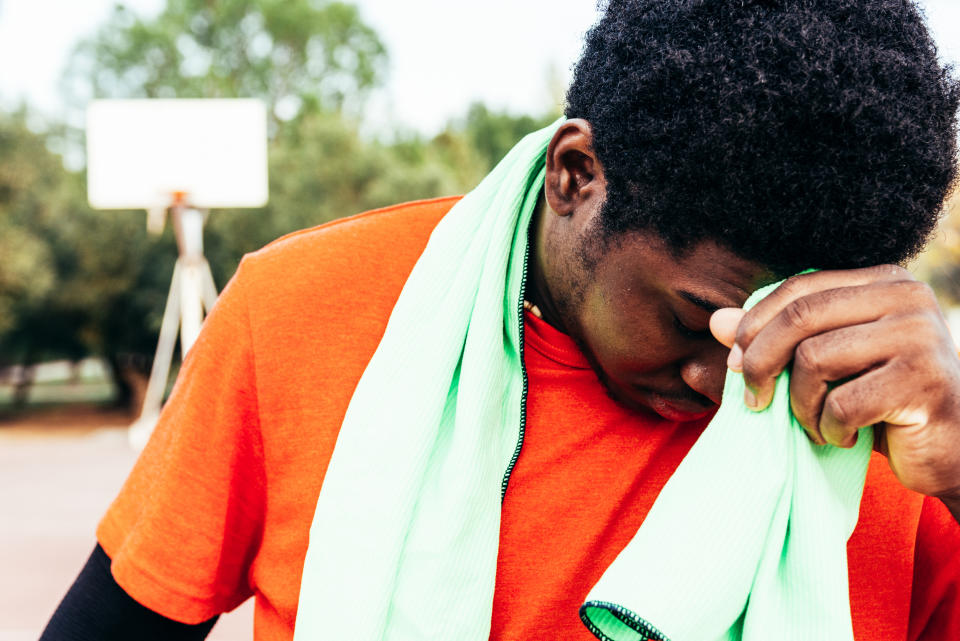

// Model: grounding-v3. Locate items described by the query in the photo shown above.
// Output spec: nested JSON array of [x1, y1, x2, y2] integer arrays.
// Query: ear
[[544, 119, 607, 217]]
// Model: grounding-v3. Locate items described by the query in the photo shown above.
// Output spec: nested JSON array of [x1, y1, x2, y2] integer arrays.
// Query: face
[[562, 231, 771, 421], [531, 120, 774, 422]]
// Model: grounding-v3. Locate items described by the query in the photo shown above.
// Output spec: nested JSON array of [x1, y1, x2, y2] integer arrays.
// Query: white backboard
[[86, 99, 269, 210]]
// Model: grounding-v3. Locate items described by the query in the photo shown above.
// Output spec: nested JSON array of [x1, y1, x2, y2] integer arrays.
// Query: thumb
[[709, 307, 745, 349]]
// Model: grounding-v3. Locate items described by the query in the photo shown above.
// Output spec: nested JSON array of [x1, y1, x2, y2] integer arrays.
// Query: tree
[[454, 102, 560, 172], [914, 190, 960, 305], [0, 110, 92, 405], [62, 0, 386, 125], [33, 0, 392, 411], [19, 0, 560, 413], [205, 104, 561, 266], [0, 110, 60, 335]]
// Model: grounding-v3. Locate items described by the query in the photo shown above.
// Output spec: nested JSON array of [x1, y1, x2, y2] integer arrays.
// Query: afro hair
[[566, 0, 960, 276]]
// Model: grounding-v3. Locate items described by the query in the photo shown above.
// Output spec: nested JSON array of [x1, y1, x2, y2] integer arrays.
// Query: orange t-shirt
[[98, 197, 960, 640]]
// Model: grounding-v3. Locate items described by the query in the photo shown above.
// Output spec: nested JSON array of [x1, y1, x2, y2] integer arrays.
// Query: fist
[[709, 266, 960, 503]]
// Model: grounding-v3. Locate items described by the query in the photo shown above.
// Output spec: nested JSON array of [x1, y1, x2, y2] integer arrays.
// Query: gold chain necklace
[[522, 299, 543, 319]]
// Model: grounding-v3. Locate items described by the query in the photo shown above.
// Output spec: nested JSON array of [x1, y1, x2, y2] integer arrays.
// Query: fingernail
[[744, 388, 758, 410], [727, 344, 743, 372]]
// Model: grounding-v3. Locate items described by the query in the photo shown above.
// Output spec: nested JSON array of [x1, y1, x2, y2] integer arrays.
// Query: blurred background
[[0, 1, 958, 639]]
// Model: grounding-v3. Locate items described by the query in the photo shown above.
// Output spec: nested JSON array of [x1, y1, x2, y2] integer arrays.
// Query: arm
[[40, 544, 218, 641], [79, 257, 264, 629]]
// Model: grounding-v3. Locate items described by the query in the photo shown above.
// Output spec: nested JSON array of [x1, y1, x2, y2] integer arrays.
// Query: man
[[43, 0, 960, 639]]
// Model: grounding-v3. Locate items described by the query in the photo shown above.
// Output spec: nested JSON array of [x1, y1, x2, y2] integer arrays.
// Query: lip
[[646, 391, 718, 422]]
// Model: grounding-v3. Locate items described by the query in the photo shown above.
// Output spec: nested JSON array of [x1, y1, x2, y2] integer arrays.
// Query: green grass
[[0, 380, 117, 408]]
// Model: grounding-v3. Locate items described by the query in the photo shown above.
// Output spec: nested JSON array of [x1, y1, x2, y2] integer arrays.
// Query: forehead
[[606, 232, 775, 309]]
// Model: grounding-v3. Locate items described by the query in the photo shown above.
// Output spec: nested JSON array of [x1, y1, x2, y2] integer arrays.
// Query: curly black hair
[[566, 0, 960, 276]]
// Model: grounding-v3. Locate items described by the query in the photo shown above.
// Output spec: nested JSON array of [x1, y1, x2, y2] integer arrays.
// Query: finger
[[819, 361, 925, 448], [735, 265, 911, 350], [740, 281, 921, 410], [788, 321, 895, 443], [710, 308, 744, 348], [710, 308, 745, 369]]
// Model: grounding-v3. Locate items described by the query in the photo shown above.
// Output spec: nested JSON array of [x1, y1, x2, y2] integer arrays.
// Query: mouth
[[586, 355, 720, 423], [644, 390, 718, 422]]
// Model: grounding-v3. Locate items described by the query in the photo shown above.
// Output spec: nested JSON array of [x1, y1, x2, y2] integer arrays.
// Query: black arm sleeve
[[40, 543, 220, 641]]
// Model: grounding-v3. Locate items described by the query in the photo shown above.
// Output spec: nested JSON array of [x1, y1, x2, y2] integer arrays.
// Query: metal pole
[[129, 200, 218, 449]]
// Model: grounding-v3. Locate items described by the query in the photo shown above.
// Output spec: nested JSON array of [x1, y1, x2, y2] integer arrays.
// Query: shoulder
[[228, 195, 460, 346]]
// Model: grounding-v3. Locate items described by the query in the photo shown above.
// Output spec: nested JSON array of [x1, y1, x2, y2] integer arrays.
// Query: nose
[[680, 343, 729, 405]]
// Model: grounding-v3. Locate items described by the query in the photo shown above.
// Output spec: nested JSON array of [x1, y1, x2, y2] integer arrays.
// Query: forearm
[[40, 544, 219, 641]]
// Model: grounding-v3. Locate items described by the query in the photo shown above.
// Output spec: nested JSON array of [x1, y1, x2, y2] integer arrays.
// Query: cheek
[[577, 291, 677, 381]]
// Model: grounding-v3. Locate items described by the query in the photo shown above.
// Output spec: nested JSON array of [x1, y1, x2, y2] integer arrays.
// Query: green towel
[[293, 119, 872, 641]]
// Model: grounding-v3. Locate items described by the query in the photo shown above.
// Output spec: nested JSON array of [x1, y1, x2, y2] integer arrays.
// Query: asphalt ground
[[0, 419, 253, 641]]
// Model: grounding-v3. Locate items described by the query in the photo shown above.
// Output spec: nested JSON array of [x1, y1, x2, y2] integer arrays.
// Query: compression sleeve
[[40, 544, 219, 641]]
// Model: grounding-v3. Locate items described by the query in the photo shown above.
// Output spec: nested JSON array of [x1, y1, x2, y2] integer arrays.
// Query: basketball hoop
[[86, 99, 269, 449]]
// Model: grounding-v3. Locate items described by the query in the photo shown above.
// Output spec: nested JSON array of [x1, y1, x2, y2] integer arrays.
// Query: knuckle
[[740, 352, 766, 385], [783, 297, 817, 332], [918, 309, 946, 340], [793, 340, 822, 374], [899, 307, 944, 346], [874, 263, 911, 280], [778, 275, 807, 299], [909, 349, 950, 387], [735, 313, 761, 346], [912, 280, 938, 306], [825, 392, 852, 428], [896, 278, 935, 301]]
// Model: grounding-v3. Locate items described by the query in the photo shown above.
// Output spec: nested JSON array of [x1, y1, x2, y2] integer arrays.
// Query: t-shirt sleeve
[[97, 257, 265, 624], [908, 496, 960, 640]]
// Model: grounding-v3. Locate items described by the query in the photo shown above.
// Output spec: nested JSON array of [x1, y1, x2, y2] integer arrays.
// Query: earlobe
[[544, 119, 605, 218]]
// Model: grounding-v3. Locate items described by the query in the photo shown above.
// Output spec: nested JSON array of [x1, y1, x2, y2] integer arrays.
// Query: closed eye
[[673, 314, 711, 340]]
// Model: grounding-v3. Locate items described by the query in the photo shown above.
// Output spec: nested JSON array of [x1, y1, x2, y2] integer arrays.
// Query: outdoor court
[[0, 414, 253, 641]]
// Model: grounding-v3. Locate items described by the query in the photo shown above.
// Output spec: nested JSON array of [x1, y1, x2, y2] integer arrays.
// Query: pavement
[[0, 420, 253, 641]]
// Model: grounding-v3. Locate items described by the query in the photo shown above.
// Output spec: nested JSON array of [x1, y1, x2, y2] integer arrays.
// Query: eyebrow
[[676, 290, 727, 314]]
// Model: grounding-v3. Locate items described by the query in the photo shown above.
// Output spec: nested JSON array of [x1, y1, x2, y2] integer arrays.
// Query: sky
[[0, 0, 958, 136], [0, 0, 600, 135]]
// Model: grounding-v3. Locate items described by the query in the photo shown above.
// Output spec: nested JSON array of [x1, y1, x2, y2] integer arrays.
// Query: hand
[[709, 266, 960, 508]]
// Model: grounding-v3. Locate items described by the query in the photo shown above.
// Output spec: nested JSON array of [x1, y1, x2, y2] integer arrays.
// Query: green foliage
[[0, 225, 55, 337], [0, 109, 171, 370], [0, 111, 74, 356], [454, 102, 560, 171], [913, 191, 960, 305], [1, 0, 560, 410], [63, 0, 387, 121], [205, 104, 557, 274]]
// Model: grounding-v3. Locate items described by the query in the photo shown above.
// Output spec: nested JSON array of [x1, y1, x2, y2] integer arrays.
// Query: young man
[[44, 1, 960, 639]]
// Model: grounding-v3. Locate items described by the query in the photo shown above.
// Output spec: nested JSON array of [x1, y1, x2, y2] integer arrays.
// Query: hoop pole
[[200, 261, 219, 312], [142, 262, 182, 416], [129, 202, 218, 449]]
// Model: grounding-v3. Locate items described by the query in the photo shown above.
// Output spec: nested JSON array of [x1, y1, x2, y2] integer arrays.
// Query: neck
[[525, 194, 570, 333]]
